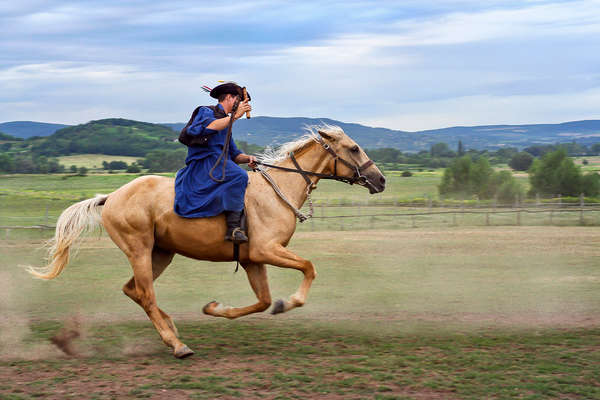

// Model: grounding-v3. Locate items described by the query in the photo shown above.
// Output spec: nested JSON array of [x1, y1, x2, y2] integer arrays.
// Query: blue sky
[[1, 0, 599, 130]]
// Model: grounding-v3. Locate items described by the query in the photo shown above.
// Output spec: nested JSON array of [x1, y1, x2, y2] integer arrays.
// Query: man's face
[[223, 94, 239, 111]]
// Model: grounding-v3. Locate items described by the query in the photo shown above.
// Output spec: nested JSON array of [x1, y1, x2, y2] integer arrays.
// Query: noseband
[[315, 137, 375, 186]]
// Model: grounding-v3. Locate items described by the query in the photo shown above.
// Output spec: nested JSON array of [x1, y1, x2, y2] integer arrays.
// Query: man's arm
[[206, 100, 251, 131], [234, 153, 257, 168]]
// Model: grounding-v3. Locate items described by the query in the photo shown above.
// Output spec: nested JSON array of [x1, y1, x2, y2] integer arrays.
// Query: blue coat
[[174, 104, 248, 218]]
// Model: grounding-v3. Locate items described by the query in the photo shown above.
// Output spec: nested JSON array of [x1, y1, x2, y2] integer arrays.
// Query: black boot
[[224, 211, 248, 244]]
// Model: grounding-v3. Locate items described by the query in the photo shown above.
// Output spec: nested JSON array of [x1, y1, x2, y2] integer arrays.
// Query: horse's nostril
[[380, 176, 386, 185]]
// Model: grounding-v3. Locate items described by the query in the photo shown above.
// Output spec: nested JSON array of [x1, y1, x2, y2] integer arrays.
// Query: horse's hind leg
[[203, 262, 272, 319], [127, 248, 192, 358], [123, 247, 179, 336]]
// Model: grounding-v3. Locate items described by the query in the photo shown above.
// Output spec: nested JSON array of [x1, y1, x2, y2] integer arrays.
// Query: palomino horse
[[29, 125, 386, 358]]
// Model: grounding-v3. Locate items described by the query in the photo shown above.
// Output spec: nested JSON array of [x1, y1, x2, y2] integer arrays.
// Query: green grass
[[0, 171, 598, 398], [574, 155, 600, 173], [1, 226, 599, 398], [3, 227, 598, 320], [1, 321, 599, 399]]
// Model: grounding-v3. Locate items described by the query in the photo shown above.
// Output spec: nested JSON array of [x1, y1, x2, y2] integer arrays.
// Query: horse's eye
[[351, 146, 359, 153]]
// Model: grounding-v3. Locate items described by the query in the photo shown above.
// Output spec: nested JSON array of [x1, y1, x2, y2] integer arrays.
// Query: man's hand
[[234, 99, 251, 120], [247, 155, 257, 168], [235, 153, 257, 168]]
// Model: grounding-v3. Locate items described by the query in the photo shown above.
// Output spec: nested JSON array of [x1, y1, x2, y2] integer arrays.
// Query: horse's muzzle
[[363, 173, 386, 194]]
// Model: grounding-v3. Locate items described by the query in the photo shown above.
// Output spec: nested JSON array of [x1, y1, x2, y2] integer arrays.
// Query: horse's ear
[[318, 130, 336, 142]]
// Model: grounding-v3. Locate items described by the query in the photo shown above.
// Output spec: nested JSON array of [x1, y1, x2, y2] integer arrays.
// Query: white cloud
[[1, 0, 599, 131], [359, 87, 600, 131]]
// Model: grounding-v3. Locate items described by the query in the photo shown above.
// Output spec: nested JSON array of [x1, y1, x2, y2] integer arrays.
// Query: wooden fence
[[2, 203, 600, 238]]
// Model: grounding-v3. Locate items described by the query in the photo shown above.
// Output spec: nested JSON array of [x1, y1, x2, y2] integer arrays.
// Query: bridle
[[255, 135, 375, 187], [254, 135, 377, 222]]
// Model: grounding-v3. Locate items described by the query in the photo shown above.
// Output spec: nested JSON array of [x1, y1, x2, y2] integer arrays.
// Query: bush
[[581, 173, 600, 197], [509, 152, 534, 171], [140, 149, 187, 172], [103, 160, 128, 170], [439, 155, 522, 201], [126, 164, 141, 173], [401, 170, 413, 177], [528, 148, 597, 197]]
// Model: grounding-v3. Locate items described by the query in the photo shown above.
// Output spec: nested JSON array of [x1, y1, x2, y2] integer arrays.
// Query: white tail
[[28, 194, 108, 280]]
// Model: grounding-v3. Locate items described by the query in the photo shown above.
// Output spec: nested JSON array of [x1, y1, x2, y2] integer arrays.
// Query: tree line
[[1, 133, 600, 201], [439, 148, 600, 201]]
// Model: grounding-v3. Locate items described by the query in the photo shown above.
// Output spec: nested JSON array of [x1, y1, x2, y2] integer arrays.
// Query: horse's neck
[[267, 141, 330, 208]]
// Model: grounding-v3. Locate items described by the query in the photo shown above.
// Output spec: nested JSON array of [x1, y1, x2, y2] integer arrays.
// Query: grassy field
[[0, 171, 539, 227], [574, 155, 600, 173], [57, 154, 141, 170], [0, 168, 598, 397], [1, 171, 595, 233], [1, 227, 599, 398]]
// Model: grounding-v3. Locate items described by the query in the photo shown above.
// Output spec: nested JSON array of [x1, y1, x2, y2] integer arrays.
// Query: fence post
[[580, 193, 585, 225], [516, 194, 521, 226]]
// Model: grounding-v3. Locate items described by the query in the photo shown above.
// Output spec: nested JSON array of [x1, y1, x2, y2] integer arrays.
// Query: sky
[[1, 0, 599, 131]]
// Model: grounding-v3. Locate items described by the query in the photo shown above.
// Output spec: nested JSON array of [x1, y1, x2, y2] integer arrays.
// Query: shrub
[[401, 170, 413, 177], [439, 155, 522, 201], [581, 173, 600, 197], [126, 164, 141, 173], [528, 148, 596, 197], [509, 152, 534, 171]]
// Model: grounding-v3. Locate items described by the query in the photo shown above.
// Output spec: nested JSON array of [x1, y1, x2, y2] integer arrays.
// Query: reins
[[209, 101, 239, 183], [254, 137, 375, 222]]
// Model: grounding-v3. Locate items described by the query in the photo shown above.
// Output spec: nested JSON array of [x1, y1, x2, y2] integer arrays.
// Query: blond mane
[[257, 124, 344, 165]]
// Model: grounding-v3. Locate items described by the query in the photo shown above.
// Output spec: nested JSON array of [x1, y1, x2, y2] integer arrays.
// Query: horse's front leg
[[252, 244, 316, 314], [203, 262, 272, 319]]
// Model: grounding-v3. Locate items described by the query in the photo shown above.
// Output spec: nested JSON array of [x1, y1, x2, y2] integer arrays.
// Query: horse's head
[[316, 126, 386, 194]]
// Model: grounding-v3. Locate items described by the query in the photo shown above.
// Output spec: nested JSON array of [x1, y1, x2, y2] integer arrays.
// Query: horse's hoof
[[202, 301, 218, 315], [271, 299, 285, 315], [174, 345, 194, 359]]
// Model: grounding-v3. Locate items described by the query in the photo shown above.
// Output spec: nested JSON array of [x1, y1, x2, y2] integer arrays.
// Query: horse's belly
[[154, 212, 248, 262]]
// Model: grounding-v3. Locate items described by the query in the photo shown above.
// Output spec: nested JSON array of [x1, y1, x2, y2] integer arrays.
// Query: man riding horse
[[174, 82, 256, 244]]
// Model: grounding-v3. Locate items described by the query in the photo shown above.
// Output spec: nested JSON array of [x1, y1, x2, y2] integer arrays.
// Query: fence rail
[[2, 206, 599, 238]]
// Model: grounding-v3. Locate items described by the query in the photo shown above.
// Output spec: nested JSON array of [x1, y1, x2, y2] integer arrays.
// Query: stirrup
[[225, 227, 248, 244]]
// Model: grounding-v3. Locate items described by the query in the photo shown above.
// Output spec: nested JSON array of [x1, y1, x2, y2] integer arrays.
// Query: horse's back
[[101, 175, 242, 261]]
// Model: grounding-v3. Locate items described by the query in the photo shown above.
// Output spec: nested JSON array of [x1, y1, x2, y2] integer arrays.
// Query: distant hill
[[163, 118, 600, 151], [0, 131, 22, 141], [0, 121, 70, 138], [30, 118, 179, 157], [4, 117, 600, 154]]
